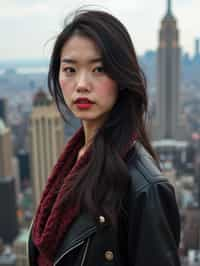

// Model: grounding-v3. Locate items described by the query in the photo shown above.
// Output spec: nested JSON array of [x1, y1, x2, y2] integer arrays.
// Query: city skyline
[[1, 2, 200, 264], [0, 0, 199, 60]]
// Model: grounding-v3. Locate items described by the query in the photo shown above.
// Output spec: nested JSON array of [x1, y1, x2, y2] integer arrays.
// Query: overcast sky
[[0, 0, 199, 60]]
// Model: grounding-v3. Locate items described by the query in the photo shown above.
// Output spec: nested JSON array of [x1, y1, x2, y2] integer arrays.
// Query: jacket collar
[[54, 211, 97, 264]]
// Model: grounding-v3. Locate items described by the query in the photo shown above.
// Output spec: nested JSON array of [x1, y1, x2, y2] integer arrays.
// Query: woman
[[27, 9, 181, 266]]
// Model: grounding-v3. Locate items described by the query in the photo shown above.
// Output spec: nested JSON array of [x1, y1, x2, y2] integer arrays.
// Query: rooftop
[[152, 139, 188, 148]]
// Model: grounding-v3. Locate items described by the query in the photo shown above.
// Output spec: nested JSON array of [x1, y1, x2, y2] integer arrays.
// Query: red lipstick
[[74, 97, 94, 109]]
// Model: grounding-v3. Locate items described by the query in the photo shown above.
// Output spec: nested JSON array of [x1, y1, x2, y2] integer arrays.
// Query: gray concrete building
[[152, 0, 187, 140], [0, 98, 8, 125], [0, 176, 18, 244], [13, 229, 29, 266], [29, 91, 65, 209], [0, 119, 13, 177]]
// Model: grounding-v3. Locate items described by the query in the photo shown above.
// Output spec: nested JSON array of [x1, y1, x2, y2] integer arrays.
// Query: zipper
[[54, 240, 85, 266], [80, 238, 90, 266]]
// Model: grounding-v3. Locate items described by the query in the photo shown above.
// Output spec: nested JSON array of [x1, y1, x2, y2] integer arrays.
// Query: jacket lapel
[[54, 212, 97, 264]]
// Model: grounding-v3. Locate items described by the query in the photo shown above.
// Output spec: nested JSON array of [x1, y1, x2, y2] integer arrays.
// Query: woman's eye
[[94, 66, 104, 73], [63, 67, 75, 74]]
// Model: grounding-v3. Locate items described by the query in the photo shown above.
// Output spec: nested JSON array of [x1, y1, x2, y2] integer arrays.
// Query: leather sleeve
[[127, 181, 181, 266]]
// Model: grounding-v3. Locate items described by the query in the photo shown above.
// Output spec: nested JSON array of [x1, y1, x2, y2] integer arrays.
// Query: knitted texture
[[32, 126, 90, 265]]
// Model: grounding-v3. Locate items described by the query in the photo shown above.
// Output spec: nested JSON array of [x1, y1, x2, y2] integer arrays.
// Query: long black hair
[[48, 9, 158, 227]]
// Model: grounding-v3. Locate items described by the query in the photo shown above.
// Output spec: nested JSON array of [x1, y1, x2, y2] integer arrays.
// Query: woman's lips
[[74, 98, 94, 109], [75, 102, 93, 109]]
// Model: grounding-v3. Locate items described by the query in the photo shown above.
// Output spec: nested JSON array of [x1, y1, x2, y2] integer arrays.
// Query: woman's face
[[59, 35, 118, 129]]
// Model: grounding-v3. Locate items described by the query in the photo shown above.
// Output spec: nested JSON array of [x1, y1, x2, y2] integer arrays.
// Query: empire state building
[[153, 0, 186, 140]]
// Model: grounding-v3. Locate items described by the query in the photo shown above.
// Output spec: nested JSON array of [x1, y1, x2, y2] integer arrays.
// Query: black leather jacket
[[27, 143, 181, 266]]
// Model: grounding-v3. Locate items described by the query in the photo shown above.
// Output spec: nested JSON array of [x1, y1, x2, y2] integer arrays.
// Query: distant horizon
[[0, 58, 50, 63], [0, 48, 197, 65]]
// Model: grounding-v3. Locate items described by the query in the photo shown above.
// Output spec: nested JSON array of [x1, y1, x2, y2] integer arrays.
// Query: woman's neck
[[82, 121, 99, 146], [76, 121, 99, 161]]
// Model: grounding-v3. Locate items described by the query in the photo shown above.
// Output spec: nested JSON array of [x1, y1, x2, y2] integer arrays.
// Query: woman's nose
[[76, 72, 91, 92]]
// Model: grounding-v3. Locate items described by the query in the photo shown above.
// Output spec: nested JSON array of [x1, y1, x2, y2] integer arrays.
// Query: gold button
[[99, 215, 105, 224], [105, 250, 114, 261]]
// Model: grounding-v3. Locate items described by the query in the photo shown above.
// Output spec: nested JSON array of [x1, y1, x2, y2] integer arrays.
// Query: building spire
[[167, 0, 172, 16]]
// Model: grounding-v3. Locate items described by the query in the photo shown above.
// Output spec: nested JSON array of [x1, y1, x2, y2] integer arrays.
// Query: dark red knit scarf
[[31, 126, 137, 266], [31, 126, 90, 266]]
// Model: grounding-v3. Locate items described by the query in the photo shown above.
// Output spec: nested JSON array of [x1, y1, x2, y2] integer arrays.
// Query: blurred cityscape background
[[0, 0, 200, 265]]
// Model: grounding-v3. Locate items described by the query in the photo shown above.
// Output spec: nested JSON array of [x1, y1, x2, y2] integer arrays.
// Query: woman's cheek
[[59, 79, 65, 90], [59, 79, 74, 93], [97, 80, 118, 98], [59, 79, 73, 107]]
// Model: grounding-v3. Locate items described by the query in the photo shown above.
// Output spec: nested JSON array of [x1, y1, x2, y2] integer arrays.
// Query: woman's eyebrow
[[61, 57, 102, 64], [61, 58, 76, 64], [89, 58, 102, 63]]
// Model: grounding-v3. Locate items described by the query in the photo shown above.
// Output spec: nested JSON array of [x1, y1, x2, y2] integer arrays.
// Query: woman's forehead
[[60, 35, 102, 62]]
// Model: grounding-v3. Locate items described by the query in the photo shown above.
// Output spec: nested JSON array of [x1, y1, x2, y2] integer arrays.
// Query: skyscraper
[[195, 38, 200, 58], [0, 176, 18, 244], [0, 98, 7, 125], [153, 0, 186, 140], [17, 150, 30, 189], [0, 119, 13, 177], [29, 91, 65, 208]]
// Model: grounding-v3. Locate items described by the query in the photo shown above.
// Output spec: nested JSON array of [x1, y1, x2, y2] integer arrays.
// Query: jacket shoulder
[[124, 143, 181, 261], [126, 142, 168, 194]]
